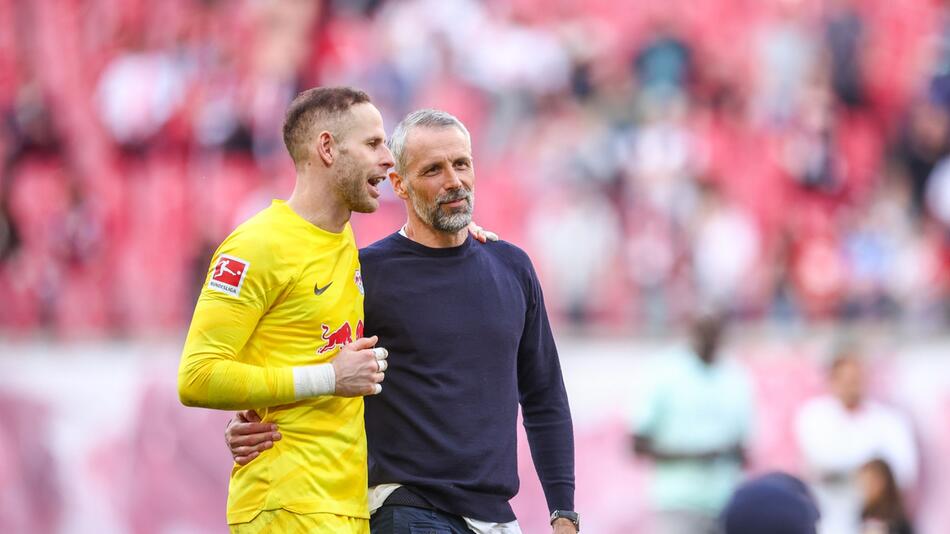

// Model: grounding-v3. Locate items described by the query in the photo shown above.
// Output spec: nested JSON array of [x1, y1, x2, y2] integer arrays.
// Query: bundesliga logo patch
[[209, 255, 249, 297]]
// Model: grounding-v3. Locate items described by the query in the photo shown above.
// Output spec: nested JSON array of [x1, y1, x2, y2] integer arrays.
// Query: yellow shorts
[[230, 510, 369, 534]]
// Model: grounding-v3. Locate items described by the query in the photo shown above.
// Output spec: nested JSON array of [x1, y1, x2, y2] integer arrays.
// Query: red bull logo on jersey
[[208, 255, 249, 297], [318, 320, 364, 354]]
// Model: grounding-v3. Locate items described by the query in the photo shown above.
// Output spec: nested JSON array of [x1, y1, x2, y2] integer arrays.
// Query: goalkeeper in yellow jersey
[[178, 87, 395, 534]]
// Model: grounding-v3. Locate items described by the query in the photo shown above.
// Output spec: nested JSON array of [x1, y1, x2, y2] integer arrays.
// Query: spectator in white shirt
[[795, 350, 918, 534]]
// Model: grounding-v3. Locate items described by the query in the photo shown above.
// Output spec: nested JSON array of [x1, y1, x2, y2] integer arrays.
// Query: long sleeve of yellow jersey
[[178, 236, 297, 411]]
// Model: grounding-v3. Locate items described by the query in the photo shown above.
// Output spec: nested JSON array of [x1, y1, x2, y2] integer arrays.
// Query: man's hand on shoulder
[[467, 222, 498, 243], [225, 410, 281, 465]]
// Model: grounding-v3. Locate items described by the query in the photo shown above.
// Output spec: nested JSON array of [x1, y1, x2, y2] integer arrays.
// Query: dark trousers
[[371, 505, 473, 534]]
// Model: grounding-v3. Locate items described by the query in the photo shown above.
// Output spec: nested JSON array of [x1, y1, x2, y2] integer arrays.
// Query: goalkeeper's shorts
[[230, 509, 369, 534]]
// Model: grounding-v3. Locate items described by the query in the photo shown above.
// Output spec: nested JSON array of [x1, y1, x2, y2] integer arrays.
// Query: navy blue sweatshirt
[[360, 233, 575, 522]]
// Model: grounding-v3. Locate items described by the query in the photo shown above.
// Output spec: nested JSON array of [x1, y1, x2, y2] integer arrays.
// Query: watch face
[[551, 510, 580, 527]]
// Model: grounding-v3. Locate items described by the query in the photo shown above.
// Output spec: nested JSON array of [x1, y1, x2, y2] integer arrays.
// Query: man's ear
[[390, 170, 410, 200], [316, 131, 334, 166]]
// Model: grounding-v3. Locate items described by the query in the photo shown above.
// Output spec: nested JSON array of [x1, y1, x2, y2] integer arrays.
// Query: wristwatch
[[550, 510, 580, 531]]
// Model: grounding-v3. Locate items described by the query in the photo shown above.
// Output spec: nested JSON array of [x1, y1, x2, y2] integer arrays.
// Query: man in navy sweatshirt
[[225, 109, 578, 534]]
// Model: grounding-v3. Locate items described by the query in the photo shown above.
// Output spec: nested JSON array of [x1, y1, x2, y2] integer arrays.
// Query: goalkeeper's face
[[333, 103, 394, 213]]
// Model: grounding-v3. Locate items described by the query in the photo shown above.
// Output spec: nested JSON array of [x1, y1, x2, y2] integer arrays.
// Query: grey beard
[[410, 188, 473, 233], [433, 206, 472, 232]]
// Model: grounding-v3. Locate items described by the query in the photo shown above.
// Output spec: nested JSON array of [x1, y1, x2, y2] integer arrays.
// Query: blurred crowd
[[3, 0, 950, 337], [630, 313, 919, 534]]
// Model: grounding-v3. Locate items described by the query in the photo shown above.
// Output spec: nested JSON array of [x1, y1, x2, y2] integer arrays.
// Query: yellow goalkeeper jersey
[[178, 199, 368, 524]]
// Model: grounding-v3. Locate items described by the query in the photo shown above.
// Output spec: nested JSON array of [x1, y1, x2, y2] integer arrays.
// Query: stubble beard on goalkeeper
[[407, 182, 474, 234], [334, 147, 386, 214]]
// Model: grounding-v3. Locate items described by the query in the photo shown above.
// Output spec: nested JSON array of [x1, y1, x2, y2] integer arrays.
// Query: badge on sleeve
[[209, 255, 249, 297], [354, 269, 364, 295]]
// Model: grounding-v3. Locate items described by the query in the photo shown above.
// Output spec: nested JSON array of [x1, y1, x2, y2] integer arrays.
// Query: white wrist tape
[[293, 364, 336, 399]]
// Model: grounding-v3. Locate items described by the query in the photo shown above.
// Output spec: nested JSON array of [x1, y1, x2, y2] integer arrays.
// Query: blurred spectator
[[780, 79, 841, 194], [927, 0, 950, 109], [795, 350, 918, 534], [528, 182, 622, 324], [752, 0, 818, 125], [858, 458, 914, 534], [630, 311, 754, 534], [787, 207, 848, 318], [720, 472, 820, 534], [890, 100, 950, 217], [626, 95, 696, 222], [623, 207, 686, 328], [95, 36, 191, 150], [924, 154, 950, 229], [0, 196, 15, 264], [633, 14, 693, 104], [839, 182, 905, 319], [4, 77, 61, 162], [823, 0, 867, 108], [689, 180, 762, 313]]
